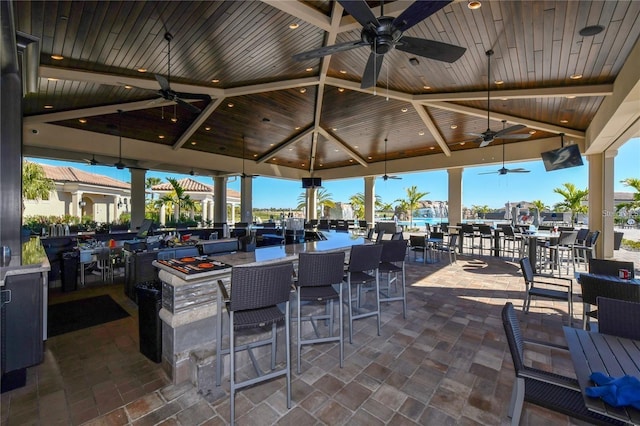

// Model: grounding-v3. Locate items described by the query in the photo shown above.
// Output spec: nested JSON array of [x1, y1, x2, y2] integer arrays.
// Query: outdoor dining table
[[521, 230, 559, 272], [563, 326, 640, 425]]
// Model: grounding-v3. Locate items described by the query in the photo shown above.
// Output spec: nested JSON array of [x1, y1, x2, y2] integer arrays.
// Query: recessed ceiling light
[[418, 131, 425, 136], [301, 163, 305, 166], [299, 88, 306, 93], [211, 79, 220, 83], [570, 73, 583, 80], [171, 117, 178, 123], [450, 124, 458, 129], [124, 85, 132, 89], [334, 149, 339, 152], [560, 119, 569, 123], [460, 142, 466, 146], [227, 103, 234, 108], [337, 87, 345, 92], [205, 127, 211, 131], [44, 105, 53, 109], [137, 68, 147, 73], [253, 154, 258, 157], [295, 126, 301, 130], [332, 128, 337, 131], [354, 145, 359, 149], [467, 0, 482, 9], [500, 97, 508, 101], [51, 55, 64, 60], [566, 95, 576, 99], [423, 85, 431, 90], [159, 135, 165, 139], [272, 157, 276, 161], [288, 23, 299, 29], [495, 79, 504, 85], [401, 107, 408, 113], [319, 163, 323, 167], [191, 141, 196, 145], [429, 146, 435, 150], [47, 78, 59, 81], [306, 67, 313, 72], [339, 70, 347, 74], [368, 156, 372, 160], [78, 119, 87, 124], [288, 148, 293, 151], [579, 25, 605, 37], [529, 130, 536, 134], [270, 143, 275, 147], [349, 159, 353, 162]]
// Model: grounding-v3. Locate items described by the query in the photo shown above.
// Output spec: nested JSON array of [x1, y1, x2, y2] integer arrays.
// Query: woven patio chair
[[579, 273, 640, 330], [519, 257, 573, 325], [596, 297, 640, 340]]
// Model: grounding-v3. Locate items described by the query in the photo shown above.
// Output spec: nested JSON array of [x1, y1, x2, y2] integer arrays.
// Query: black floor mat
[[48, 295, 130, 337]]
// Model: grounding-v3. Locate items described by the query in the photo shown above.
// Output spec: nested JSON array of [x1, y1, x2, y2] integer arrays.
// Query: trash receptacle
[[136, 281, 162, 363], [61, 251, 79, 292]]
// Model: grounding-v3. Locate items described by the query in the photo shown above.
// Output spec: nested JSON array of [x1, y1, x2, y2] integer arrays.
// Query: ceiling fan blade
[[479, 171, 499, 175], [495, 124, 526, 137], [465, 132, 485, 137], [396, 36, 466, 63], [338, 0, 379, 28], [175, 97, 202, 114], [292, 40, 367, 61], [175, 91, 211, 101], [501, 133, 531, 140], [389, 176, 402, 180], [155, 74, 171, 91], [393, 0, 452, 32], [361, 52, 384, 89], [479, 139, 494, 148], [506, 169, 530, 173]]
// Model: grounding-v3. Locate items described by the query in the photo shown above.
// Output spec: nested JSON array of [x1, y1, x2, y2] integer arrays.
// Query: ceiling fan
[[113, 109, 126, 170], [479, 121, 530, 175], [381, 137, 401, 181], [465, 50, 531, 147], [292, 0, 466, 89], [83, 154, 101, 166], [127, 32, 210, 114]]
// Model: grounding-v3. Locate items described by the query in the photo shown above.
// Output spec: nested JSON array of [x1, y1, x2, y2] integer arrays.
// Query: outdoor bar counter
[[153, 230, 365, 384]]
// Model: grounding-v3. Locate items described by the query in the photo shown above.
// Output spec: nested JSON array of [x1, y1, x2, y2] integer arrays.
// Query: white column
[[307, 187, 318, 220], [240, 176, 253, 223], [208, 199, 214, 224], [72, 191, 83, 219], [112, 195, 119, 223], [159, 204, 166, 226], [201, 200, 208, 223], [447, 167, 463, 225], [130, 168, 146, 231], [214, 177, 227, 224], [588, 151, 616, 258], [364, 176, 376, 227], [173, 204, 179, 222]]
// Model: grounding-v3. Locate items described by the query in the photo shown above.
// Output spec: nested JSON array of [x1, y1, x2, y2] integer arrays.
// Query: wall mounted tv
[[301, 177, 322, 188], [541, 144, 584, 171]]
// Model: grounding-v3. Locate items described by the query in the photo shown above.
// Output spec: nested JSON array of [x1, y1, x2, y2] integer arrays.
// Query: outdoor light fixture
[[79, 200, 86, 208], [467, 0, 481, 10]]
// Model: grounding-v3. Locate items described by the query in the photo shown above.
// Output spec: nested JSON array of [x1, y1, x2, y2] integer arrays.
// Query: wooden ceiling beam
[[324, 76, 412, 102], [427, 101, 585, 139], [414, 84, 613, 102], [223, 77, 319, 97], [172, 98, 224, 150], [256, 126, 314, 163], [318, 127, 368, 167], [262, 0, 333, 32], [412, 103, 452, 156]]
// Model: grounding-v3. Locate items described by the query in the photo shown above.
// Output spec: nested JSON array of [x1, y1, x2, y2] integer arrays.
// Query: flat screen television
[[301, 177, 322, 188], [136, 219, 154, 239], [541, 144, 584, 171]]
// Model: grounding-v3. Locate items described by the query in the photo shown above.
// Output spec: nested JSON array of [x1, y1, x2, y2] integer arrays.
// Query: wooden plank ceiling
[[16, 0, 640, 178]]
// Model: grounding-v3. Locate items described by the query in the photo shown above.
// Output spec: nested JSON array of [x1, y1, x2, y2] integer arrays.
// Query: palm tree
[[395, 185, 429, 227], [297, 188, 335, 217], [472, 204, 491, 219], [531, 199, 548, 213], [22, 161, 54, 208], [553, 182, 588, 224], [349, 192, 382, 219], [616, 178, 640, 214], [145, 177, 162, 200], [156, 178, 195, 222]]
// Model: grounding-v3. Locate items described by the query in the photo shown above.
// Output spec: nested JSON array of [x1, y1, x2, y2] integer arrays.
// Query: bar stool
[[215, 263, 294, 424], [344, 244, 383, 344], [293, 251, 345, 373], [378, 239, 408, 318]]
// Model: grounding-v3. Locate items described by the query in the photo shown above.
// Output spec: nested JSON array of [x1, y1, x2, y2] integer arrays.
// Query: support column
[[240, 177, 253, 223], [130, 168, 146, 231], [447, 167, 463, 225], [588, 151, 615, 259], [201, 200, 208, 223], [159, 204, 166, 226], [208, 199, 214, 224], [112, 195, 118, 223], [364, 176, 376, 227], [214, 177, 227, 224], [307, 187, 318, 220], [72, 192, 83, 219]]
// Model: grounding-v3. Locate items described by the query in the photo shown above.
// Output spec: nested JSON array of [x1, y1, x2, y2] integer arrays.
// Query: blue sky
[[31, 137, 638, 210]]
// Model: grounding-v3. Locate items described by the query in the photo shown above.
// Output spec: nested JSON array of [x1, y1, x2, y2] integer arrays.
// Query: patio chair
[[596, 297, 640, 340], [588, 258, 635, 278], [436, 233, 458, 264], [519, 258, 573, 325], [502, 226, 524, 261], [578, 273, 640, 330], [215, 263, 294, 424], [409, 235, 427, 263], [574, 230, 599, 269], [501, 302, 623, 426], [344, 244, 383, 343], [378, 239, 408, 318], [375, 229, 386, 244], [478, 224, 493, 256], [543, 230, 578, 277]]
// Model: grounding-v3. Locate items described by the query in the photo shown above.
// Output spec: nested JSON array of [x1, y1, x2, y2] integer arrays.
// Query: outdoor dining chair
[[378, 239, 408, 319], [578, 273, 640, 330], [293, 251, 346, 373], [596, 297, 640, 340], [519, 257, 574, 325], [215, 263, 294, 424], [588, 258, 635, 278], [501, 302, 622, 426]]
